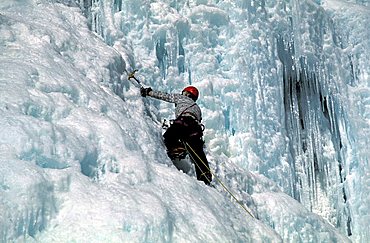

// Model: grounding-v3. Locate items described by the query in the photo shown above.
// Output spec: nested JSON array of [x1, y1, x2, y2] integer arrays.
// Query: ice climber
[[140, 85, 213, 185]]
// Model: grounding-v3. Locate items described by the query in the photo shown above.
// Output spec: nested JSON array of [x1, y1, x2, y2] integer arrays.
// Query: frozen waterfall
[[0, 0, 369, 242]]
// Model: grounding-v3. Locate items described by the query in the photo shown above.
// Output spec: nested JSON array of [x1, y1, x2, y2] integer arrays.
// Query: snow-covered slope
[[0, 0, 368, 242]]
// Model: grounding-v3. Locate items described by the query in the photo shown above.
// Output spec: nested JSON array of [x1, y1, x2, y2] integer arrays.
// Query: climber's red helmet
[[182, 86, 199, 101]]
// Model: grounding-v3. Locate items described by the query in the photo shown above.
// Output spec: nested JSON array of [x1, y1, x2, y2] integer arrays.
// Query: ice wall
[[1, 1, 284, 242], [0, 0, 367, 241], [76, 0, 369, 241], [321, 1, 370, 241], [275, 0, 353, 235]]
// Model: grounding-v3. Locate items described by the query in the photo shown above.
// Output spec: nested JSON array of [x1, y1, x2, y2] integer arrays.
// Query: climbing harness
[[183, 141, 255, 218]]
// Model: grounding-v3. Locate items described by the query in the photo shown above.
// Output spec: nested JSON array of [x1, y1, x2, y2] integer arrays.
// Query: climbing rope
[[183, 141, 255, 218]]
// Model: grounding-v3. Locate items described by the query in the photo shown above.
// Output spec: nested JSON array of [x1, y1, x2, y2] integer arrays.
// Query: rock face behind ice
[[0, 0, 367, 242]]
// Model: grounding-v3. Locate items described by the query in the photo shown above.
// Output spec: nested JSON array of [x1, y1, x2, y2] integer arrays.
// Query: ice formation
[[1, 0, 369, 242]]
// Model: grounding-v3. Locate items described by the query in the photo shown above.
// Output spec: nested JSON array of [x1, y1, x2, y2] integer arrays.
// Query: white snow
[[1, 0, 368, 242]]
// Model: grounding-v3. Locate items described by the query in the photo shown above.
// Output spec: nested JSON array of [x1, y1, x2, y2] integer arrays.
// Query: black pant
[[163, 116, 212, 185]]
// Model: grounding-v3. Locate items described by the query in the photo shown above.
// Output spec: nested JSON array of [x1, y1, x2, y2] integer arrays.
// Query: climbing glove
[[140, 87, 152, 97]]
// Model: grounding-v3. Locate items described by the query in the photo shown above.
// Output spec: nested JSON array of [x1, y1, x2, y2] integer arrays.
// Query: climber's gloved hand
[[140, 87, 152, 97]]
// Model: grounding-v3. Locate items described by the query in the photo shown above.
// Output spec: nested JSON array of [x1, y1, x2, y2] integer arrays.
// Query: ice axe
[[126, 69, 143, 88]]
